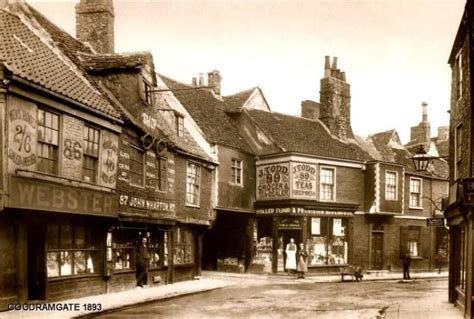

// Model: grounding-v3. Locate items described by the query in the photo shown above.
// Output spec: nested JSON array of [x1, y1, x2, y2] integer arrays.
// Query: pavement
[[0, 270, 453, 319]]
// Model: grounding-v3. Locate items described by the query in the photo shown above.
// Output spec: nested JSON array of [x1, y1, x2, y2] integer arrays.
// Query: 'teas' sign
[[463, 178, 474, 206]]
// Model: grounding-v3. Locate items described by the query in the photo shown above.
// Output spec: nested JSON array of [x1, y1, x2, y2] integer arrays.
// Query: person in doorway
[[402, 252, 412, 280], [285, 238, 297, 275], [136, 237, 150, 287], [296, 243, 308, 278]]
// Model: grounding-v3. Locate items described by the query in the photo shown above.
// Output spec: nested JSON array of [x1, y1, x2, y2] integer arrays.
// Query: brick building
[[0, 0, 215, 308], [445, 0, 474, 316]]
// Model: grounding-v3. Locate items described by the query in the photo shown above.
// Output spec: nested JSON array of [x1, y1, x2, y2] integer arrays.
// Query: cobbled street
[[92, 278, 460, 319]]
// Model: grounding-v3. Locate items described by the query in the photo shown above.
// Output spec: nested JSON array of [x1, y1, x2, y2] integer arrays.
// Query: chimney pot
[[192, 77, 197, 86], [324, 56, 331, 77], [331, 57, 338, 70], [198, 73, 205, 86], [207, 70, 222, 95], [340, 71, 346, 81]]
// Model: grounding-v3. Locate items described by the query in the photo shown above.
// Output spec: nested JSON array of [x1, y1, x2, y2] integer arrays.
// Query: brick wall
[[335, 166, 365, 206]]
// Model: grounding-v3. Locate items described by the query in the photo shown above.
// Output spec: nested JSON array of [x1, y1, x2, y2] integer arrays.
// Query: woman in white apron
[[285, 238, 297, 274]]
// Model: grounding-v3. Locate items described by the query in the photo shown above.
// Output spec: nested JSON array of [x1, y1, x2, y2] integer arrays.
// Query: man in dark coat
[[136, 237, 150, 287], [402, 252, 412, 280]]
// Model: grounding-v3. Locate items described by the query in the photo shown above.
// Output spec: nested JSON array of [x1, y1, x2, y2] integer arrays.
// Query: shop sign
[[257, 163, 290, 200], [278, 217, 301, 229], [291, 163, 317, 199], [427, 217, 445, 227], [256, 207, 353, 217], [119, 194, 175, 213], [463, 178, 474, 206], [8, 176, 118, 217], [100, 131, 119, 188]]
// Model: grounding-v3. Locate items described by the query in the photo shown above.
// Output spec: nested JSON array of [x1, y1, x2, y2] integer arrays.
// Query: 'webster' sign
[[8, 176, 118, 217]]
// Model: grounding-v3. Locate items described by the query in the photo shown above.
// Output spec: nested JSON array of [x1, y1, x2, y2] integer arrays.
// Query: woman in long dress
[[297, 243, 308, 278], [285, 238, 297, 274]]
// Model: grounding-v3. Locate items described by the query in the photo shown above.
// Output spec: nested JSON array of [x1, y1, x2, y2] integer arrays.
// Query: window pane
[[60, 225, 73, 249], [74, 251, 86, 275], [60, 251, 72, 276], [47, 252, 60, 277], [47, 224, 59, 249]]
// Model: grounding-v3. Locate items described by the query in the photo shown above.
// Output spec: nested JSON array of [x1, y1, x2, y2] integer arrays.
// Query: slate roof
[[244, 109, 372, 161], [0, 2, 120, 119], [159, 74, 253, 153]]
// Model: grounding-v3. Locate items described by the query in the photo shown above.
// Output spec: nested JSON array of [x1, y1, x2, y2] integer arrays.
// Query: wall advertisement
[[256, 163, 290, 200]]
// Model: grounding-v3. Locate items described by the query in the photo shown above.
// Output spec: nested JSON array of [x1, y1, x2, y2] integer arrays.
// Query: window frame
[[455, 123, 463, 180], [400, 226, 422, 258], [141, 78, 154, 106], [319, 166, 336, 201], [409, 177, 423, 209], [385, 170, 398, 201], [176, 115, 184, 137], [129, 145, 145, 187], [231, 158, 243, 186], [186, 161, 201, 207], [82, 125, 100, 183], [456, 50, 463, 101], [156, 156, 168, 192], [37, 108, 60, 175]]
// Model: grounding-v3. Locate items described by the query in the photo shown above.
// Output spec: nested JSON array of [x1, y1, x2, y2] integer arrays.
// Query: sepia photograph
[[0, 0, 471, 318]]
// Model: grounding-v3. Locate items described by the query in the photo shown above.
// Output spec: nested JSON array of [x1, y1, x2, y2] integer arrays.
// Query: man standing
[[137, 237, 150, 287], [402, 252, 412, 280]]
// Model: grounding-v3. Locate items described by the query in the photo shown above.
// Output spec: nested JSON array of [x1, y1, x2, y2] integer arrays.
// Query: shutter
[[421, 227, 431, 259], [400, 226, 408, 259]]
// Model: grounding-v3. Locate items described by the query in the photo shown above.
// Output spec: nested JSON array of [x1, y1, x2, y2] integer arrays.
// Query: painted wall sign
[[119, 194, 175, 213], [118, 140, 130, 184], [256, 163, 290, 200], [61, 115, 83, 180], [7, 97, 37, 173], [256, 207, 353, 217], [100, 130, 119, 188], [142, 113, 158, 131], [278, 217, 302, 229], [291, 163, 317, 199], [9, 176, 118, 217]]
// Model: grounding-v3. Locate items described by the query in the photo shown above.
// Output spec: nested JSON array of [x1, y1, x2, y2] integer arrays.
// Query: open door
[[27, 224, 46, 300]]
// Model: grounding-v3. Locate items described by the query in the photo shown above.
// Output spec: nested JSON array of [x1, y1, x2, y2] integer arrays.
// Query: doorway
[[371, 232, 384, 270], [277, 229, 301, 272], [27, 224, 46, 300]]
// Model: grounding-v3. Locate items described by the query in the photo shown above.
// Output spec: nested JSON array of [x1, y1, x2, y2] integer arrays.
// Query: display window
[[46, 224, 99, 278], [173, 226, 194, 264], [306, 217, 348, 266]]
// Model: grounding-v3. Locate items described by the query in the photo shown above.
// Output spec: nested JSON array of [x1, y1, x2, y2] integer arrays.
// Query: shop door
[[27, 224, 46, 300], [278, 229, 301, 272], [371, 232, 384, 270]]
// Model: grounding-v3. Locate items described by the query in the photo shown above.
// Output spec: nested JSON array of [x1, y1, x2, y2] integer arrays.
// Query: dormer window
[[140, 78, 153, 106], [176, 115, 184, 137]]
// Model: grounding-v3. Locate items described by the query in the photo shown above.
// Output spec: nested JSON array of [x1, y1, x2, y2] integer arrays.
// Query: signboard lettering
[[427, 217, 445, 227], [119, 194, 175, 213], [257, 163, 290, 200], [9, 177, 117, 217], [100, 131, 119, 187], [256, 207, 353, 217], [292, 163, 317, 199]]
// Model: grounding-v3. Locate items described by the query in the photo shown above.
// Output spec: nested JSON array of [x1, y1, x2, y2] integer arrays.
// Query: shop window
[[385, 171, 397, 200], [460, 227, 467, 290], [37, 108, 60, 175], [409, 178, 422, 208], [82, 125, 100, 183], [173, 227, 194, 264], [400, 226, 421, 258], [319, 167, 335, 201], [129, 146, 145, 186], [148, 231, 166, 269], [306, 217, 348, 266], [231, 159, 243, 185], [186, 162, 201, 206], [112, 229, 136, 271], [46, 224, 99, 278]]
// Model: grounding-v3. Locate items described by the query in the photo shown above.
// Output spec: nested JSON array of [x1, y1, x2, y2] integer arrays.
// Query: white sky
[[27, 0, 466, 143]]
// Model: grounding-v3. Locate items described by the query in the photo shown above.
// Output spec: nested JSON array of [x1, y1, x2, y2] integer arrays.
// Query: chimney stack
[[192, 77, 197, 86], [207, 70, 222, 95], [409, 101, 431, 145], [198, 73, 205, 86], [75, 0, 115, 53]]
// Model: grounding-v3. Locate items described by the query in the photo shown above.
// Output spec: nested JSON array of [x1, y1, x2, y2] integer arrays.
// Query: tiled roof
[[159, 74, 253, 153], [0, 3, 120, 119], [78, 51, 153, 73], [223, 88, 256, 112], [245, 109, 372, 161]]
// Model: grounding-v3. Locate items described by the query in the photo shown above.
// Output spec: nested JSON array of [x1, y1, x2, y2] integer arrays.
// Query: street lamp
[[412, 144, 434, 172]]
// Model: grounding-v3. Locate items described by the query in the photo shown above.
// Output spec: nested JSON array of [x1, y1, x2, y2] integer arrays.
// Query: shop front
[[252, 205, 355, 274]]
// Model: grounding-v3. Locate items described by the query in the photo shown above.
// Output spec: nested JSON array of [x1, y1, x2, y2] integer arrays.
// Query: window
[[176, 115, 184, 137], [385, 171, 397, 200], [82, 126, 100, 183], [141, 79, 153, 106], [306, 217, 349, 266], [409, 178, 422, 208], [37, 109, 60, 175], [455, 123, 463, 180], [320, 167, 335, 201], [174, 226, 194, 264], [146, 155, 167, 192], [112, 229, 135, 271], [47, 224, 99, 278], [129, 146, 144, 186], [400, 226, 421, 258], [456, 50, 463, 100], [186, 162, 201, 206], [231, 159, 243, 185]]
